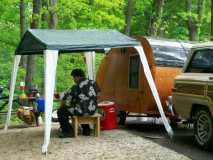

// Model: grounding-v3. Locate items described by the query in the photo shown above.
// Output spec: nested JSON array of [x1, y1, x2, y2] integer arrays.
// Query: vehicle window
[[186, 49, 213, 73], [129, 55, 140, 89]]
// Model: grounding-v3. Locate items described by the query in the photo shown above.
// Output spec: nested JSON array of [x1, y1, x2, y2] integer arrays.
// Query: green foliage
[[58, 0, 125, 29], [56, 54, 86, 91], [29, 53, 104, 94]]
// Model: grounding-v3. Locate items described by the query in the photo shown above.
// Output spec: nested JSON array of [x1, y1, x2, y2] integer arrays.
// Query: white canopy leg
[[42, 50, 58, 154], [135, 46, 174, 138], [85, 51, 96, 80], [4, 55, 21, 130]]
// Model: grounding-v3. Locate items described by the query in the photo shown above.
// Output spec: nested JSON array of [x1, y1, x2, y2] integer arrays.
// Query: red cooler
[[98, 101, 117, 130]]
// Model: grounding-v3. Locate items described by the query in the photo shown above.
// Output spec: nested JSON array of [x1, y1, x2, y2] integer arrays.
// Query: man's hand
[[60, 100, 65, 108]]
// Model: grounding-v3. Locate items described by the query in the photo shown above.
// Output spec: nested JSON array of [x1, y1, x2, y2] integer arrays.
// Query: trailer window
[[129, 55, 139, 89]]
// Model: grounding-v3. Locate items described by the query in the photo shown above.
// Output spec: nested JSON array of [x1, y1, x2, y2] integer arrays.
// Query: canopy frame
[[4, 29, 173, 154]]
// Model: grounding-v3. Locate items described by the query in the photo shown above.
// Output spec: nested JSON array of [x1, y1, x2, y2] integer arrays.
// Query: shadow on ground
[[121, 119, 213, 160]]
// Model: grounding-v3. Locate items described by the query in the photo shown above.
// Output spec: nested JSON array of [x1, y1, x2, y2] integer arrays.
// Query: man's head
[[71, 69, 85, 83]]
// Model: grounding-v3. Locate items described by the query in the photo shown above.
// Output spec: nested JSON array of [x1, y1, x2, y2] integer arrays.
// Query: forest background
[[0, 0, 213, 113]]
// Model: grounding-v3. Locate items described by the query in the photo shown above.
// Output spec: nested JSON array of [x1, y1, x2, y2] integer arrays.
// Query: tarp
[[16, 29, 140, 55], [147, 37, 194, 67], [6, 29, 173, 154]]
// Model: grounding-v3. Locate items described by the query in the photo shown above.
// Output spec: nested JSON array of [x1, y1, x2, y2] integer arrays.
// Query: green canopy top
[[15, 29, 140, 55]]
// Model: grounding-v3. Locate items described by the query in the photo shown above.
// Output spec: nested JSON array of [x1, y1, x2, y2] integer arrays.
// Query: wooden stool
[[72, 114, 100, 137]]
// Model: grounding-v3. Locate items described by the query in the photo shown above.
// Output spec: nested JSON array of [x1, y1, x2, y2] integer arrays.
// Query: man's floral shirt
[[62, 78, 100, 116]]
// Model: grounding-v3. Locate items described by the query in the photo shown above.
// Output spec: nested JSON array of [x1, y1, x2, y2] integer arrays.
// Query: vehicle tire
[[118, 111, 127, 125], [194, 108, 213, 150]]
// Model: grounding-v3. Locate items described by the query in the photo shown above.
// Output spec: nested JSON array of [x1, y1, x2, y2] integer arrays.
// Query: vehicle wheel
[[118, 111, 127, 125], [194, 109, 213, 150]]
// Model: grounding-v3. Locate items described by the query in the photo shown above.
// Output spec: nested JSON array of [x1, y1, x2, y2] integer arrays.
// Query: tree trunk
[[147, 1, 156, 36], [155, 0, 164, 36], [25, 0, 41, 93], [211, 0, 213, 40], [41, 0, 48, 25], [20, 0, 26, 38], [124, 0, 133, 36], [197, 0, 204, 39], [31, 0, 41, 28], [186, 0, 197, 41], [197, 0, 204, 23], [89, 0, 94, 5], [186, 0, 204, 41], [19, 0, 27, 68], [147, 0, 164, 36], [48, 0, 57, 29]]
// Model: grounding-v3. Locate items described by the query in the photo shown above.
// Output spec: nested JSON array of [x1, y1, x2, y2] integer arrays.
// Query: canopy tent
[[5, 29, 173, 154], [15, 29, 139, 54]]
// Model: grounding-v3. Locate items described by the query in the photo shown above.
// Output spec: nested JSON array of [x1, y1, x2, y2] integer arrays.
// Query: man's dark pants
[[57, 107, 90, 135]]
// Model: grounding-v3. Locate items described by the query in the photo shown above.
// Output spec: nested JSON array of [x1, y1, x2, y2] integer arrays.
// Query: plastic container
[[36, 98, 45, 112], [98, 101, 117, 130]]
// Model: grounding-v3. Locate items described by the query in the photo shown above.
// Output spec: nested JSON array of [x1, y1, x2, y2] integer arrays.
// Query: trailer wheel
[[194, 108, 213, 150], [118, 111, 127, 125]]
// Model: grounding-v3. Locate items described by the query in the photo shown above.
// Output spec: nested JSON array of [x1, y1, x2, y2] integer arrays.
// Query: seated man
[[57, 68, 100, 138]]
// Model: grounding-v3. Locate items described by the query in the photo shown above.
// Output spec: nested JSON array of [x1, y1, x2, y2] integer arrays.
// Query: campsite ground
[[0, 118, 212, 160]]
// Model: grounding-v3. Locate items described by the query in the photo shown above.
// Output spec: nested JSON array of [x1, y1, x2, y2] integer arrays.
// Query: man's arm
[[60, 85, 78, 108], [60, 100, 65, 108]]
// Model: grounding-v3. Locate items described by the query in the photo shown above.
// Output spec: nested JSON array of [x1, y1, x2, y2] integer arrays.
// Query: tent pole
[[85, 51, 96, 80], [134, 45, 174, 138], [4, 55, 21, 130], [92, 51, 96, 80], [42, 50, 58, 154]]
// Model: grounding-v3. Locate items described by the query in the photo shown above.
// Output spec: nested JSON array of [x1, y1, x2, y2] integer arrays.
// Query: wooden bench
[[71, 114, 100, 137]]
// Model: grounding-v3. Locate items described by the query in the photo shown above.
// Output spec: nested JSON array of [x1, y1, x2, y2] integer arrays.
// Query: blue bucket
[[36, 98, 45, 112]]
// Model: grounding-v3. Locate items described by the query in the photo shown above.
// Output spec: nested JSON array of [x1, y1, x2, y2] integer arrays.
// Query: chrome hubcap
[[197, 113, 211, 143]]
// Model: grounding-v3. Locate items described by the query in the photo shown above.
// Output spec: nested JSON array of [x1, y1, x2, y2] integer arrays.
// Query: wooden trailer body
[[96, 37, 193, 116]]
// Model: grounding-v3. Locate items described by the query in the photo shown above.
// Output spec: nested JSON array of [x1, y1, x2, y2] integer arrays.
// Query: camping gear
[[16, 106, 35, 125], [28, 86, 40, 98], [98, 101, 117, 130], [34, 98, 45, 126], [19, 81, 25, 90], [18, 82, 28, 106], [5, 29, 173, 153], [35, 98, 45, 112]]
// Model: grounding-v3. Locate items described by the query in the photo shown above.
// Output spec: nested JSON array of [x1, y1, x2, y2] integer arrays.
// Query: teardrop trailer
[[96, 37, 193, 124], [4, 29, 173, 154]]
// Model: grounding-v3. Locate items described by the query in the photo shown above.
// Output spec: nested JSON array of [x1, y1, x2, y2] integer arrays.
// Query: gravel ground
[[0, 123, 191, 160]]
